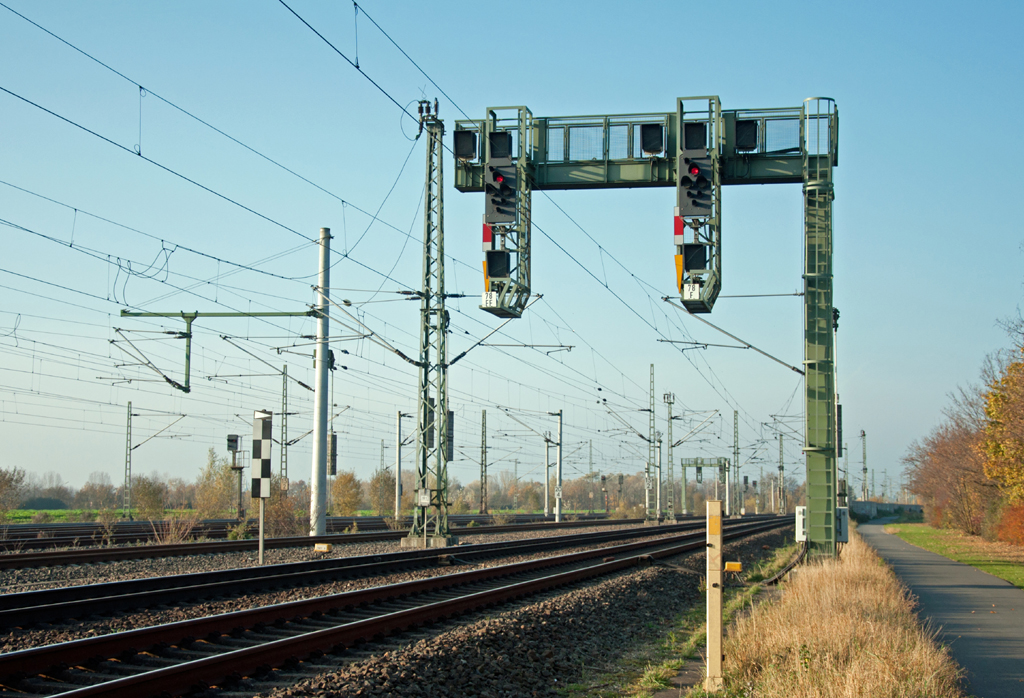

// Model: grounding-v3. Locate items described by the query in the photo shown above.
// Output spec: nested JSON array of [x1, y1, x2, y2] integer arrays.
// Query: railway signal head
[[696, 466, 703, 483], [485, 131, 516, 225], [677, 119, 712, 218], [678, 154, 712, 216]]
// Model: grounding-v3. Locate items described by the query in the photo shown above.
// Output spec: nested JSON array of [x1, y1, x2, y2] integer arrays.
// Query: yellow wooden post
[[705, 500, 724, 691]]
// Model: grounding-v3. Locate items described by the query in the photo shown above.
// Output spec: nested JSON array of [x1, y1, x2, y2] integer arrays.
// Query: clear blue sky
[[1, 0, 1021, 499]]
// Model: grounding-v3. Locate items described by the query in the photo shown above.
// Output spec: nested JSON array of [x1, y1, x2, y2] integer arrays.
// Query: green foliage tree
[[194, 448, 239, 518], [331, 470, 363, 515], [132, 474, 167, 521], [981, 349, 1024, 502], [264, 475, 305, 537], [368, 468, 396, 516], [0, 466, 26, 520]]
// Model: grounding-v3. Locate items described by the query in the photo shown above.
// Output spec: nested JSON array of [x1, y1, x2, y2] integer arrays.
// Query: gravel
[[0, 524, 640, 593], [0, 522, 792, 698], [256, 528, 792, 698], [0, 524, 673, 653]]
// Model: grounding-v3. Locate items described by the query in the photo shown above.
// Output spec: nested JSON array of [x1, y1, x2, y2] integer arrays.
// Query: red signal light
[[688, 163, 700, 177], [494, 173, 504, 184]]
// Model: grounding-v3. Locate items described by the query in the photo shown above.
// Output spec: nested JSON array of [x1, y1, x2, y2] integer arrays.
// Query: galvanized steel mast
[[406, 101, 454, 547]]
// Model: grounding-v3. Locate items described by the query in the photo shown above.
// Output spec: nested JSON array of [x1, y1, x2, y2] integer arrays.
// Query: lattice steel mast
[[664, 392, 675, 520], [646, 364, 657, 521], [406, 100, 454, 548], [480, 409, 488, 515]]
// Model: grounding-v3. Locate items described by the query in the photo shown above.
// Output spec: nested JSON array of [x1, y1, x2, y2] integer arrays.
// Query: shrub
[[22, 497, 67, 511], [996, 504, 1024, 547], [490, 511, 513, 526], [227, 520, 252, 540], [0, 467, 26, 519], [95, 509, 119, 546], [264, 476, 306, 537], [150, 513, 199, 545]]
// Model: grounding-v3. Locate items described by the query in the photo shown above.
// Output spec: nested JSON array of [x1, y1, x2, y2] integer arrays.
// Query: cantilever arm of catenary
[[131, 414, 187, 451], [662, 297, 805, 376], [220, 336, 314, 392], [604, 404, 649, 443], [318, 291, 418, 366], [449, 295, 544, 367], [672, 410, 719, 448], [500, 407, 554, 443], [111, 329, 188, 392]]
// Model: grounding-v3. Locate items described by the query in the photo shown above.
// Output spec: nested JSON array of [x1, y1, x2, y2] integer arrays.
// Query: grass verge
[[885, 523, 1024, 589], [576, 541, 801, 698], [702, 530, 965, 698]]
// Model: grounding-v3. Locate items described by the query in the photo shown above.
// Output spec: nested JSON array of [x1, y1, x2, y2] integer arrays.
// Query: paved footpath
[[858, 520, 1024, 698]]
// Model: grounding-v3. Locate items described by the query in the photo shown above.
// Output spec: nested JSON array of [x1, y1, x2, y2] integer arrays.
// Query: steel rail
[[0, 518, 790, 697], [0, 519, 732, 626], [0, 513, 616, 553], [0, 517, 643, 570]]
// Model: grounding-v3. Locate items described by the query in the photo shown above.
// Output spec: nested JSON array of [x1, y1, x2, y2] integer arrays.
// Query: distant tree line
[[0, 445, 808, 534]]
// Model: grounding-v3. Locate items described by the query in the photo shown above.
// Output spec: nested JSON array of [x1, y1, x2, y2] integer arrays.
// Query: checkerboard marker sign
[[251, 409, 272, 565], [251, 410, 273, 499]]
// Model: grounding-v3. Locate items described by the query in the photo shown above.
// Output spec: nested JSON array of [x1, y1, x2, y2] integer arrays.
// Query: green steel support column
[[407, 103, 453, 547], [802, 97, 839, 557], [480, 409, 487, 514], [646, 364, 657, 521]]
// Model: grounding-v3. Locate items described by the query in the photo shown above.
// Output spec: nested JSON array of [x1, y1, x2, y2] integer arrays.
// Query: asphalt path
[[858, 520, 1024, 698]]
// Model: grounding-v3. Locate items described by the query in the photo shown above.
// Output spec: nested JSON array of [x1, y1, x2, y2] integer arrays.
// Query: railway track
[[0, 517, 790, 697], [0, 517, 644, 570], [0, 513, 614, 553], [0, 518, 733, 627]]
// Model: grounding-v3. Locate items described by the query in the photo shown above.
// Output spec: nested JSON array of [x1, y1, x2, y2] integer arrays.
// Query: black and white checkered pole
[[252, 409, 273, 564]]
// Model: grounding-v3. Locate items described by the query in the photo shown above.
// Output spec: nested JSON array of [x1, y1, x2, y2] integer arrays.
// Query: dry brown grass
[[150, 512, 199, 545], [720, 531, 965, 698]]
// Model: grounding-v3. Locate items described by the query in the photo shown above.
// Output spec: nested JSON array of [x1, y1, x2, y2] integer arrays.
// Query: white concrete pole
[[656, 439, 662, 518], [544, 435, 550, 517], [395, 410, 403, 520], [309, 227, 330, 536], [555, 410, 563, 522]]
